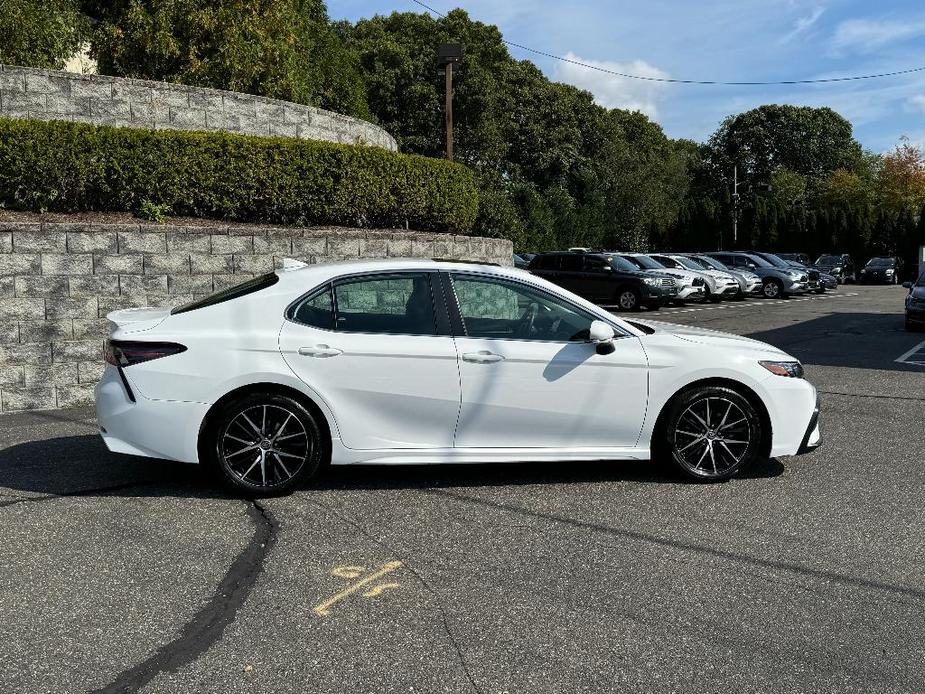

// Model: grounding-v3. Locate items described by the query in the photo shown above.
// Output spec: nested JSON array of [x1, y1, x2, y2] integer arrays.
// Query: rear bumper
[[95, 366, 207, 463]]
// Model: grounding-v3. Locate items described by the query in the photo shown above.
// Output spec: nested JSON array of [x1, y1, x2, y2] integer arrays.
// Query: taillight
[[104, 340, 187, 367]]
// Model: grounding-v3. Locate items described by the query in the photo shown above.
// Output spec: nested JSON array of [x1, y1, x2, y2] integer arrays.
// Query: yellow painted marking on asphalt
[[313, 560, 403, 616], [330, 565, 365, 579], [362, 582, 400, 598]]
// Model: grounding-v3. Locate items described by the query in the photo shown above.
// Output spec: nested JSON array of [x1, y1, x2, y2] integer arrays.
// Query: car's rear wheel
[[659, 386, 764, 482], [762, 279, 783, 299], [616, 287, 641, 311], [209, 392, 323, 496]]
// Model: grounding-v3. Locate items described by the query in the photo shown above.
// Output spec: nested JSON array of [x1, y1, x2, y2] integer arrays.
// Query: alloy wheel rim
[[764, 283, 780, 298], [674, 396, 751, 477], [620, 291, 637, 309], [220, 405, 310, 487]]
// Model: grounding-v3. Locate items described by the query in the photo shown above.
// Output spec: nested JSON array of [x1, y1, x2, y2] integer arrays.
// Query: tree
[[83, 0, 369, 117], [877, 138, 925, 216], [707, 105, 864, 189], [0, 0, 87, 69]]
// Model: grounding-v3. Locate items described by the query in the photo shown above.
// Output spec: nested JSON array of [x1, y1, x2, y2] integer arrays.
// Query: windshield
[[672, 256, 705, 271], [816, 255, 842, 265], [172, 272, 279, 314], [625, 254, 665, 270], [866, 257, 895, 268], [696, 255, 727, 271], [759, 253, 790, 268], [681, 255, 711, 270], [743, 254, 773, 268], [651, 255, 682, 269], [607, 255, 640, 272]]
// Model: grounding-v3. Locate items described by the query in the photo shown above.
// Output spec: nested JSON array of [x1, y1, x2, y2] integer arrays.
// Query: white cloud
[[832, 17, 925, 53], [909, 95, 925, 112], [780, 7, 825, 44], [553, 52, 670, 119]]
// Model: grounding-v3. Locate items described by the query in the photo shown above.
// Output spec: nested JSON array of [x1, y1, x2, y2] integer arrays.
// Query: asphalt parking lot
[[2, 285, 923, 694]]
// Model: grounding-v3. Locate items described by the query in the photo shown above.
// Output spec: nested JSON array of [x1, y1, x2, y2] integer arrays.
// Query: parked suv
[[617, 253, 706, 304], [752, 252, 823, 293], [860, 256, 903, 284], [814, 254, 855, 284], [705, 252, 809, 299], [528, 252, 677, 311], [903, 271, 925, 330], [683, 254, 762, 299], [650, 254, 739, 301]]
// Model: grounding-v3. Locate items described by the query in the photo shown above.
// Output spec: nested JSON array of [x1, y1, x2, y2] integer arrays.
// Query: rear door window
[[332, 273, 437, 336]]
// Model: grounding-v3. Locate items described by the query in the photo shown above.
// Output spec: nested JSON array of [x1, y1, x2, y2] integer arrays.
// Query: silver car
[[684, 254, 762, 299]]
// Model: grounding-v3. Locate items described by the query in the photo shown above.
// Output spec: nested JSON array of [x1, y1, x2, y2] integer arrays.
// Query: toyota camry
[[95, 259, 822, 494]]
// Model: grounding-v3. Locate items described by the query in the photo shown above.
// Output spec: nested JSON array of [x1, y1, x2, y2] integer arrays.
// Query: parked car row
[[522, 249, 831, 311]]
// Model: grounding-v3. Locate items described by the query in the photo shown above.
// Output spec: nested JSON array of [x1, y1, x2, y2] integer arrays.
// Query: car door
[[580, 255, 616, 302], [446, 272, 649, 449], [278, 271, 461, 450]]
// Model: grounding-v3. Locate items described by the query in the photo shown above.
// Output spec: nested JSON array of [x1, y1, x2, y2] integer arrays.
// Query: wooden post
[[445, 64, 454, 161]]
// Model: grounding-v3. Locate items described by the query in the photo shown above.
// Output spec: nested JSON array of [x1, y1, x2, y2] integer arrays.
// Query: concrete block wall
[[0, 222, 512, 412], [0, 65, 397, 151]]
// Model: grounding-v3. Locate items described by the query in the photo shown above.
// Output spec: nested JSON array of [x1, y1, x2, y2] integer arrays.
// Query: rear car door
[[446, 272, 649, 449], [279, 271, 461, 450]]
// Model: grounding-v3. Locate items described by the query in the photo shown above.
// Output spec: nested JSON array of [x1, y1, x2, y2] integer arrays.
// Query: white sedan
[[95, 259, 822, 494]]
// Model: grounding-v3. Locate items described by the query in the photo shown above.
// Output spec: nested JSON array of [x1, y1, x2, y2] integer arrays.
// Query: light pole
[[732, 164, 740, 248], [437, 43, 463, 161]]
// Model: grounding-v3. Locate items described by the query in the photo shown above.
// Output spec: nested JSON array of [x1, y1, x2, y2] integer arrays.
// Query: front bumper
[[787, 280, 810, 294], [676, 285, 705, 301], [906, 307, 925, 324], [796, 397, 822, 455]]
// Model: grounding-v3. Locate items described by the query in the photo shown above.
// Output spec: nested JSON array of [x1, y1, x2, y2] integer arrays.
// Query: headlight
[[643, 277, 661, 286], [759, 360, 804, 378], [789, 271, 803, 279], [833, 267, 841, 273], [886, 269, 894, 275]]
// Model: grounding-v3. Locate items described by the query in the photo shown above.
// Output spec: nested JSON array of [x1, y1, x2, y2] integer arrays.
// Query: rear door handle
[[462, 351, 504, 364], [298, 345, 343, 358]]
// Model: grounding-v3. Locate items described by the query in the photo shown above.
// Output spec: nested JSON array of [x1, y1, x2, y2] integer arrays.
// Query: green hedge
[[0, 117, 479, 232]]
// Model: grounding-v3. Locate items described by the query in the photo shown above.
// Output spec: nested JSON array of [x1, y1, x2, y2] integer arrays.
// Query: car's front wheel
[[659, 386, 765, 482], [208, 392, 324, 495], [616, 287, 641, 311], [762, 279, 783, 299]]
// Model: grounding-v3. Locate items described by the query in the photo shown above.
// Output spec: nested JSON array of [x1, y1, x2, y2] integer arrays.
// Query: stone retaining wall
[[0, 222, 512, 411], [0, 65, 397, 150]]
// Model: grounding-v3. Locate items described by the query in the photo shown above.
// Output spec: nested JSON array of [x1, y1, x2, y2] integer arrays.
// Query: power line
[[409, 0, 925, 86]]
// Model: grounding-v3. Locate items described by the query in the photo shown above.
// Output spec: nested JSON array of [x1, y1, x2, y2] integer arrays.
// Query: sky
[[328, 0, 925, 153]]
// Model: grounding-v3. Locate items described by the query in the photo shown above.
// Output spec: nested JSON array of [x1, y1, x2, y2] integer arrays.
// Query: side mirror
[[589, 320, 615, 355], [902, 281, 913, 290]]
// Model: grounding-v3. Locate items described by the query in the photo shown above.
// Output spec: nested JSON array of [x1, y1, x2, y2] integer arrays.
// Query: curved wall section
[[0, 65, 397, 151]]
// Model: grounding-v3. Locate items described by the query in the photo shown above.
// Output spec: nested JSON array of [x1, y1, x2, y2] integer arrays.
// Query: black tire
[[762, 278, 784, 299], [656, 385, 765, 482], [615, 286, 642, 311], [207, 392, 324, 496]]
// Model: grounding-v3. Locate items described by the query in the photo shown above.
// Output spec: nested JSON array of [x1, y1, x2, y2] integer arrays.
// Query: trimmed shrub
[[0, 117, 479, 232]]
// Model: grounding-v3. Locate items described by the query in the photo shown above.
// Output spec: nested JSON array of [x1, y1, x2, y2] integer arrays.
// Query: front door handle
[[462, 351, 504, 364], [298, 345, 343, 358]]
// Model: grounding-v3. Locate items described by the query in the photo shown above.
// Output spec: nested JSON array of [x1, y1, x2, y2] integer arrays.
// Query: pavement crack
[[818, 389, 925, 402], [90, 499, 278, 694], [0, 481, 161, 508], [306, 497, 483, 694]]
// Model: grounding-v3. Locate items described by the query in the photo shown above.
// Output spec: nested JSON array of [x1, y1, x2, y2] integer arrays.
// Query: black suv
[[528, 252, 677, 311], [859, 256, 903, 284], [814, 254, 855, 284]]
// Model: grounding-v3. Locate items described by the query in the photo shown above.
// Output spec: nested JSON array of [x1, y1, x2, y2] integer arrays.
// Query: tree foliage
[[343, 9, 689, 251], [0, 0, 87, 69], [82, 0, 369, 117]]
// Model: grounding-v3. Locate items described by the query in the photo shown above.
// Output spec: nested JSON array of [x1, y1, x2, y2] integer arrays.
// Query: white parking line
[[659, 292, 859, 314], [895, 339, 925, 367]]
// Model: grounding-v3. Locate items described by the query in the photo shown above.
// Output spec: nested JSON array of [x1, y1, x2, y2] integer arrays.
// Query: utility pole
[[732, 164, 740, 248], [437, 43, 463, 161], [445, 64, 454, 161]]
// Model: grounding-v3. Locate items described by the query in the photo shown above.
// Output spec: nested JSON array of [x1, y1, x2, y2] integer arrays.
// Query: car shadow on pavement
[[312, 455, 786, 492], [745, 311, 920, 372], [0, 433, 786, 498], [0, 434, 216, 500]]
